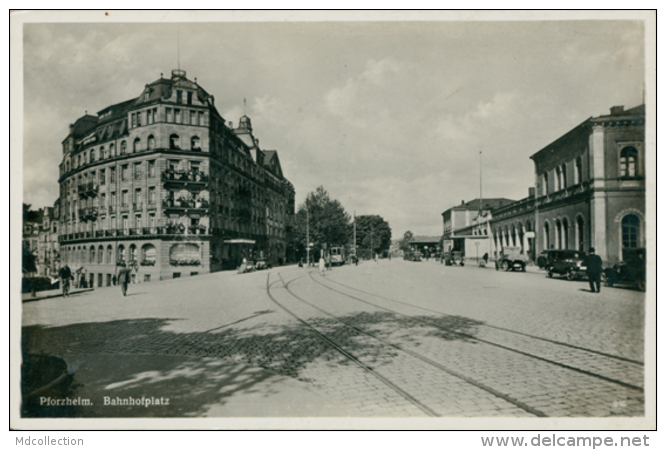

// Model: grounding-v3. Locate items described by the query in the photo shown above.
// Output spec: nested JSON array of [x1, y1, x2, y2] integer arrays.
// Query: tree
[[291, 186, 351, 260], [353, 215, 392, 256], [22, 243, 37, 275], [399, 230, 414, 252]]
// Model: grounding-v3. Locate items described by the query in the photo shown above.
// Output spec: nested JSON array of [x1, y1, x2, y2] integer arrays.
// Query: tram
[[330, 246, 346, 266]]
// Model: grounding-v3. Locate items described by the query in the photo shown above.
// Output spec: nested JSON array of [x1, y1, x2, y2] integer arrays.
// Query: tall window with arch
[[170, 134, 180, 149], [191, 136, 201, 151], [576, 216, 585, 251], [90, 149, 96, 162], [621, 214, 641, 255], [575, 156, 582, 185], [133, 138, 141, 153], [555, 167, 562, 191], [120, 141, 127, 155], [561, 164, 567, 190], [148, 135, 155, 150], [620, 147, 638, 178], [542, 172, 549, 196], [544, 222, 550, 250]]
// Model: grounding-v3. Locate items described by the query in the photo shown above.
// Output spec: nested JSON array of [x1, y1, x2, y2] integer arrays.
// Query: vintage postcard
[[10, 10, 656, 431]]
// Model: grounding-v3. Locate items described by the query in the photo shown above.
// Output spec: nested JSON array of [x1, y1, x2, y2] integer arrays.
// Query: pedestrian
[[483, 253, 489, 264], [112, 274, 117, 286], [118, 267, 130, 296], [583, 247, 604, 293], [374, 253, 378, 263], [326, 254, 332, 271], [319, 256, 326, 277], [58, 264, 72, 297]]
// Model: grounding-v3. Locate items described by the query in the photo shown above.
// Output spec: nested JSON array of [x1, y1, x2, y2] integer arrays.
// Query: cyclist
[[58, 264, 72, 297]]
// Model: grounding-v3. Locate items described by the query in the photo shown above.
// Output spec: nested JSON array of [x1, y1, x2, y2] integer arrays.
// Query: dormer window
[[144, 91, 150, 101]]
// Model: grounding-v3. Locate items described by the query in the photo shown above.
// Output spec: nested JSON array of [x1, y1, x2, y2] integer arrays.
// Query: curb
[[22, 288, 95, 303]]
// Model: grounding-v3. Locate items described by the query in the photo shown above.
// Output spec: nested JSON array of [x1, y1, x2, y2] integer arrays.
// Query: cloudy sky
[[21, 14, 645, 237]]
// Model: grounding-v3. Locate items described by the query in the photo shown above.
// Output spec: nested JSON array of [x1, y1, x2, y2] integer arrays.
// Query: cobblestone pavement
[[20, 259, 647, 418]]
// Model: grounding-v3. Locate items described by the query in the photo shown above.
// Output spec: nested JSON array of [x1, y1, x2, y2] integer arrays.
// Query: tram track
[[307, 271, 644, 393], [266, 271, 547, 417]]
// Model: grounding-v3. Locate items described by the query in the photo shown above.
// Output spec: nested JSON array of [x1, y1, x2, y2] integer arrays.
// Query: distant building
[[408, 236, 441, 256], [36, 200, 60, 277], [22, 209, 42, 277], [57, 69, 295, 287]]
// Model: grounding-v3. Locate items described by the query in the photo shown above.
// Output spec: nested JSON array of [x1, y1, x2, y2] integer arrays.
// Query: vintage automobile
[[603, 248, 646, 291], [495, 246, 529, 272], [443, 251, 464, 266], [255, 259, 272, 270], [536, 250, 550, 269], [545, 250, 587, 280]]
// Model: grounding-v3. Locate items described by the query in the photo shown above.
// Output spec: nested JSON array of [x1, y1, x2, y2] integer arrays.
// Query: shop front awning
[[224, 239, 256, 245]]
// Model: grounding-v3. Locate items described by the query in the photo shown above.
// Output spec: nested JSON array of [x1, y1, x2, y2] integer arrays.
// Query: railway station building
[[57, 69, 295, 286]]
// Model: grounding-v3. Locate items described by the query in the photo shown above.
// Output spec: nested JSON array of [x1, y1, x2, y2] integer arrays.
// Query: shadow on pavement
[[21, 311, 482, 417]]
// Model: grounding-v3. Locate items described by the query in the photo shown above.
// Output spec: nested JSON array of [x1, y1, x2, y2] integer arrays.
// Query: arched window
[[575, 156, 582, 184], [561, 164, 567, 190], [90, 149, 96, 162], [555, 220, 562, 249], [544, 222, 550, 250], [133, 138, 141, 153], [120, 141, 127, 155], [620, 147, 638, 177], [170, 243, 200, 264], [98, 245, 104, 264], [170, 134, 180, 149], [142, 244, 156, 263], [106, 245, 113, 264], [576, 216, 585, 251], [129, 244, 137, 263], [542, 172, 549, 196], [66, 161, 70, 172], [118, 245, 125, 263], [622, 214, 640, 250], [109, 143, 115, 157], [191, 136, 201, 151], [555, 167, 562, 191], [148, 135, 155, 150], [562, 218, 569, 249], [90, 246, 95, 263]]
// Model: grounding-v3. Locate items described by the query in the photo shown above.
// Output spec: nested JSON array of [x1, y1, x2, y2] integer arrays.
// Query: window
[[90, 149, 96, 162], [133, 138, 140, 153], [561, 164, 567, 190], [177, 90, 183, 104], [187, 91, 193, 105], [542, 172, 549, 196], [111, 192, 116, 208], [190, 110, 197, 125], [575, 157, 582, 185], [191, 136, 201, 150], [198, 111, 204, 125], [90, 246, 95, 263], [175, 109, 181, 124], [131, 113, 136, 128], [166, 108, 173, 122], [121, 165, 128, 181], [109, 143, 114, 158], [148, 187, 156, 204], [107, 245, 113, 264], [148, 160, 155, 177], [135, 214, 141, 229], [620, 147, 638, 177], [122, 215, 129, 230], [544, 222, 550, 250], [149, 213, 155, 228], [555, 167, 562, 191], [148, 135, 155, 150], [137, 112, 142, 126], [120, 141, 127, 155], [110, 167, 116, 183], [134, 188, 142, 205], [144, 91, 150, 102], [100, 169, 106, 185], [142, 244, 156, 263], [622, 214, 640, 250], [118, 244, 126, 262], [100, 193, 106, 208], [121, 190, 128, 206], [170, 134, 180, 149], [134, 162, 142, 179]]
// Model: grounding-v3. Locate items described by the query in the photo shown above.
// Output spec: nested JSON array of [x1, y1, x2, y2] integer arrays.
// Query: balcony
[[78, 207, 98, 222], [119, 204, 130, 214], [133, 202, 143, 212], [108, 205, 116, 215], [162, 169, 209, 190], [77, 182, 99, 199], [162, 198, 210, 217]]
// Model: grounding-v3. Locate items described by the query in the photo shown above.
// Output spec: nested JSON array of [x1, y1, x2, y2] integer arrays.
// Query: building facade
[[36, 201, 60, 277], [58, 69, 295, 286]]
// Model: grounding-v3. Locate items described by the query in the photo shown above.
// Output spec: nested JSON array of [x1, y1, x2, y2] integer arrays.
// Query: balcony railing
[[162, 198, 210, 214], [78, 207, 98, 222], [133, 202, 143, 212], [77, 182, 98, 198], [60, 225, 210, 242], [162, 169, 209, 189]]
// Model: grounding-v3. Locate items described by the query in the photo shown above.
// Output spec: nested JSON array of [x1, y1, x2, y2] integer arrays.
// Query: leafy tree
[[399, 230, 414, 252], [291, 186, 351, 259], [22, 243, 37, 275], [352, 215, 392, 255]]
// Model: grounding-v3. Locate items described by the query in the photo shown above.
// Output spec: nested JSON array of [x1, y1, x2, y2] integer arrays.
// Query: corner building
[[58, 69, 295, 285]]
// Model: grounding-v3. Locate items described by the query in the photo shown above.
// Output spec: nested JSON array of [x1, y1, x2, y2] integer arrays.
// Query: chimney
[[529, 187, 535, 198], [461, 200, 465, 205], [228, 121, 233, 129], [610, 105, 625, 116]]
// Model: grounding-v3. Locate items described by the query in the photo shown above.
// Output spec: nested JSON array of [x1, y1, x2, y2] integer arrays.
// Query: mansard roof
[[262, 150, 283, 178]]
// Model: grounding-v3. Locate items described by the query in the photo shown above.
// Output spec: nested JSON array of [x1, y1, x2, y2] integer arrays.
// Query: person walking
[[319, 255, 326, 277], [326, 253, 332, 271], [58, 264, 72, 297], [583, 247, 604, 293], [118, 266, 130, 296]]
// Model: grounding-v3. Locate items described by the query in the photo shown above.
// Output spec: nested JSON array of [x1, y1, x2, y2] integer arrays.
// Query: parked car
[[603, 248, 646, 291], [537, 250, 550, 269], [255, 259, 272, 270], [545, 250, 587, 280], [495, 246, 529, 271], [444, 251, 464, 266]]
